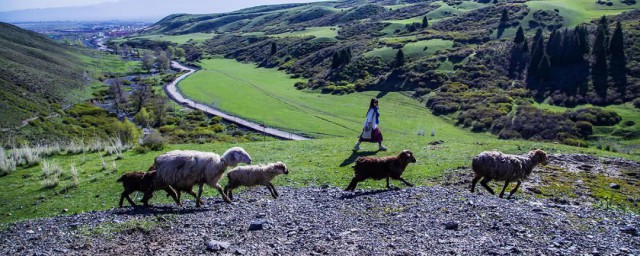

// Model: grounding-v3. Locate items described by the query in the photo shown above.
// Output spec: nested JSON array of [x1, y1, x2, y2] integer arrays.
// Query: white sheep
[[224, 162, 288, 200], [470, 149, 548, 199], [146, 147, 252, 206]]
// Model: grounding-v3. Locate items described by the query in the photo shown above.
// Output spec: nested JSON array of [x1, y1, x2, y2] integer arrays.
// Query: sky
[[0, 0, 321, 12]]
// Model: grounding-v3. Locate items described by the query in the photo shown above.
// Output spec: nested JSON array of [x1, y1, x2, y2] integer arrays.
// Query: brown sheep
[[345, 150, 417, 191], [470, 149, 548, 199], [116, 170, 179, 207]]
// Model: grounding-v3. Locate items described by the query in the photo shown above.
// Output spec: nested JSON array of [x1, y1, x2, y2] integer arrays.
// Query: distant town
[[13, 21, 149, 49]]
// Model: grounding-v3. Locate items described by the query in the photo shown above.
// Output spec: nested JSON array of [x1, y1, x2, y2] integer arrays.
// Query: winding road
[[165, 61, 310, 141]]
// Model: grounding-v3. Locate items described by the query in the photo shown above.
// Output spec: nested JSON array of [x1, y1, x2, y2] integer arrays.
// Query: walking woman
[[354, 98, 387, 151]]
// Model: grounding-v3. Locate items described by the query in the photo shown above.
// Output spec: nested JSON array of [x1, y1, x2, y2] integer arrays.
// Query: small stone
[[620, 225, 638, 236], [248, 220, 268, 231], [234, 249, 246, 255], [62, 209, 68, 212], [527, 187, 542, 194], [205, 240, 230, 252], [532, 208, 543, 213], [26, 230, 35, 234], [609, 183, 620, 189], [443, 221, 458, 230]]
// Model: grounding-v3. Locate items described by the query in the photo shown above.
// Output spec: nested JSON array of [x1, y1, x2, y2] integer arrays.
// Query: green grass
[[2, 57, 639, 224], [270, 26, 338, 39], [364, 39, 454, 61], [525, 0, 640, 29], [113, 33, 215, 45]]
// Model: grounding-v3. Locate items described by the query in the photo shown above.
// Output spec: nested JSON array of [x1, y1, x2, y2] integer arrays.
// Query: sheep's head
[[272, 161, 289, 175], [529, 149, 548, 166], [399, 150, 417, 164], [222, 147, 252, 167]]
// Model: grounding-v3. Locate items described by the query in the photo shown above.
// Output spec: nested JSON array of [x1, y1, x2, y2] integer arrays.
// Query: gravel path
[[165, 61, 309, 141], [2, 186, 638, 255]]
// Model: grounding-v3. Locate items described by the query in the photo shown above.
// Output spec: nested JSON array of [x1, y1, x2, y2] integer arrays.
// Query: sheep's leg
[[499, 180, 510, 198], [471, 175, 482, 193], [507, 180, 522, 199], [120, 191, 136, 207], [396, 177, 414, 187], [195, 184, 204, 207], [345, 175, 366, 191], [386, 177, 391, 189], [141, 189, 154, 207], [213, 183, 231, 204], [267, 182, 279, 198], [164, 187, 181, 206], [480, 177, 495, 195], [183, 188, 205, 205]]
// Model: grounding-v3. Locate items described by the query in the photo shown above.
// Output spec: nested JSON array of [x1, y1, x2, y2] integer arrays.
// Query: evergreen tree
[[499, 9, 509, 28], [331, 51, 341, 69], [395, 49, 405, 67], [270, 42, 277, 55], [537, 54, 551, 83], [609, 21, 627, 92], [528, 29, 545, 79], [422, 16, 429, 28], [514, 26, 525, 44], [546, 30, 562, 65], [592, 25, 608, 97]]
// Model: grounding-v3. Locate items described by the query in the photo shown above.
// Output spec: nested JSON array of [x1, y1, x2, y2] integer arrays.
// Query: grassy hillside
[[0, 22, 88, 128]]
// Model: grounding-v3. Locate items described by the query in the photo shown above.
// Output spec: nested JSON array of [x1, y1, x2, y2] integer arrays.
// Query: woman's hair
[[369, 98, 378, 109]]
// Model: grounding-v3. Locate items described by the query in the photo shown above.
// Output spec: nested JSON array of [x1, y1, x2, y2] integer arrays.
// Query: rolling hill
[[0, 22, 87, 128]]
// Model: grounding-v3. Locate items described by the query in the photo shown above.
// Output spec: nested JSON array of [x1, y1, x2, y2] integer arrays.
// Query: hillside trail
[[165, 61, 310, 140]]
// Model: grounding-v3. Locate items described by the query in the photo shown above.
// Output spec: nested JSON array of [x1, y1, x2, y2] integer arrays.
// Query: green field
[[2, 57, 639, 224], [364, 39, 454, 61], [270, 26, 338, 39], [114, 33, 215, 45], [525, 0, 640, 28]]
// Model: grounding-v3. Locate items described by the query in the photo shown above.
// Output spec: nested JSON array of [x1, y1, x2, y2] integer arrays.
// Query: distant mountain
[[0, 0, 325, 23], [0, 22, 86, 127]]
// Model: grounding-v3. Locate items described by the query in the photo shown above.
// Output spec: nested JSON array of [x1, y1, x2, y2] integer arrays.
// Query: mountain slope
[[0, 22, 88, 128]]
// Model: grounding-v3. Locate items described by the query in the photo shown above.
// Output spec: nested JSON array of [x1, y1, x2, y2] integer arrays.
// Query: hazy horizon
[[0, 0, 327, 22]]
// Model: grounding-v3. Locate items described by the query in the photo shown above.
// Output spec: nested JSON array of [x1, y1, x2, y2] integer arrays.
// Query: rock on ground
[[1, 186, 639, 255]]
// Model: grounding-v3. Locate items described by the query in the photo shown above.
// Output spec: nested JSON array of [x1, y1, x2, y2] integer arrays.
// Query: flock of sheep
[[117, 147, 548, 208]]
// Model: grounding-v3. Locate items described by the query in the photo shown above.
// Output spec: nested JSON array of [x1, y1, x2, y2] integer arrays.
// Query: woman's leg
[[354, 141, 361, 150]]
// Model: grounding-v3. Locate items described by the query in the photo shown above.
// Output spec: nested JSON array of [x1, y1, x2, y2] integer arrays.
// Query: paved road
[[165, 61, 310, 141]]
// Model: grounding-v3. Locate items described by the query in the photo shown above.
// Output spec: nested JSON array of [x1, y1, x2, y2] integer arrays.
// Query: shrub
[[570, 107, 621, 126], [611, 128, 640, 139], [294, 81, 308, 90], [633, 98, 640, 109], [0, 147, 16, 176], [139, 129, 165, 151], [574, 121, 593, 138], [41, 160, 62, 189]]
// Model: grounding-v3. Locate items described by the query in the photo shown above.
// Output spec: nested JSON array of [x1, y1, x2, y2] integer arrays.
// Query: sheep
[[116, 170, 179, 207], [470, 149, 548, 199], [224, 162, 289, 200], [345, 150, 417, 191], [146, 147, 252, 207]]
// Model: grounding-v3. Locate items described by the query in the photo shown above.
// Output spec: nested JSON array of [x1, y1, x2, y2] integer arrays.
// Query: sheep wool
[[471, 149, 547, 199], [224, 162, 288, 200], [148, 147, 252, 206]]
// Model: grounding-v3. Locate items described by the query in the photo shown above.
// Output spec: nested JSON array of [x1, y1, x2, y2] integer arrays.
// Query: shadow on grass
[[339, 187, 400, 199], [339, 150, 379, 167]]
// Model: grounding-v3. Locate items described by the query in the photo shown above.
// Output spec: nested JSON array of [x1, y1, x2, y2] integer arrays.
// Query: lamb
[[345, 150, 417, 191], [116, 170, 179, 207], [224, 162, 288, 200], [470, 149, 548, 199], [146, 147, 252, 206]]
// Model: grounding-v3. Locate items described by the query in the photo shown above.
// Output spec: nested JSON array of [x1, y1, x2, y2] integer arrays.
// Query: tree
[[331, 51, 341, 68], [546, 30, 562, 65], [395, 49, 405, 67], [514, 26, 525, 44], [527, 29, 545, 81], [155, 51, 170, 71], [174, 47, 186, 59], [499, 9, 509, 28], [592, 25, 608, 97], [609, 21, 627, 92], [166, 46, 175, 60], [142, 52, 154, 71], [270, 42, 277, 55], [537, 54, 551, 83], [422, 16, 429, 28]]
